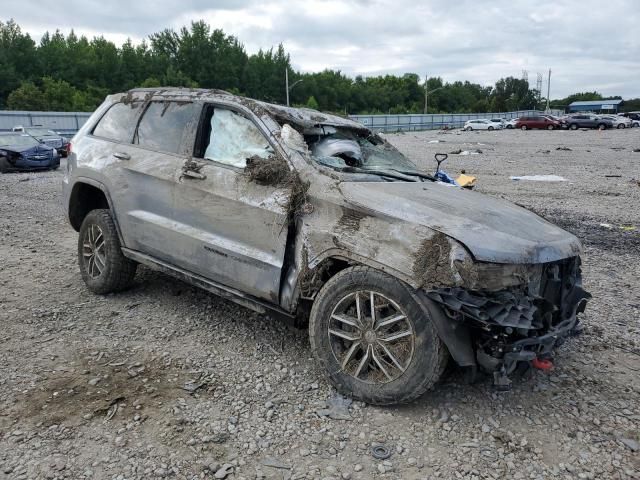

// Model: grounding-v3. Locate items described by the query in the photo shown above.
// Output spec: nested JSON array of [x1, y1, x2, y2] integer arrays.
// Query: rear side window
[[135, 101, 200, 154], [93, 102, 140, 142]]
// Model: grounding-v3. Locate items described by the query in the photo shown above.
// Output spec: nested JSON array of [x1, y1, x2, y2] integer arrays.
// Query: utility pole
[[285, 68, 290, 107], [423, 74, 428, 114], [546, 69, 551, 112]]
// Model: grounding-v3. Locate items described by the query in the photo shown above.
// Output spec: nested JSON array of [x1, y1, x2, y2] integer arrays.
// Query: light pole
[[424, 84, 444, 114], [285, 69, 303, 107]]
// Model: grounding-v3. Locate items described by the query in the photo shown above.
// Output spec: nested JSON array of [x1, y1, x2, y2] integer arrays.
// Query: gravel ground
[[0, 128, 639, 480]]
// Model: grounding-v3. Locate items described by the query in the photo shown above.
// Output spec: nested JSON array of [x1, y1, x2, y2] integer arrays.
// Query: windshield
[[26, 128, 56, 136], [0, 134, 40, 147], [307, 128, 418, 173]]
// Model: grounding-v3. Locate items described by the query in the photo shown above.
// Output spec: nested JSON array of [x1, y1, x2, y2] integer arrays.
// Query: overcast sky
[[4, 0, 639, 98]]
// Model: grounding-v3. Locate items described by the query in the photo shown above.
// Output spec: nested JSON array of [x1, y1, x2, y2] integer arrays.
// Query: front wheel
[[309, 267, 448, 405], [569, 123, 578, 130], [521, 125, 527, 130], [617, 124, 624, 129], [597, 123, 606, 130], [488, 126, 494, 131], [78, 209, 137, 294], [547, 124, 554, 130], [0, 158, 10, 173]]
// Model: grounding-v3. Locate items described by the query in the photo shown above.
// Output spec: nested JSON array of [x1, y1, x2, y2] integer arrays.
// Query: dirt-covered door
[[170, 104, 292, 303]]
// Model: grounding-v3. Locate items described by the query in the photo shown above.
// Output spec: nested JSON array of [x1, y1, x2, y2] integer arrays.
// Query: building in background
[[568, 99, 624, 114]]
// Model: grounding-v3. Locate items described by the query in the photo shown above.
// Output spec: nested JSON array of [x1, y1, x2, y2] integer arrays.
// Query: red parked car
[[515, 116, 561, 130]]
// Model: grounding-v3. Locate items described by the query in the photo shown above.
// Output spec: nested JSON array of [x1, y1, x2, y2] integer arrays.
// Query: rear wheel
[[547, 124, 554, 130], [597, 123, 606, 130], [569, 123, 578, 130], [521, 125, 527, 130], [309, 266, 448, 405], [0, 158, 10, 173], [488, 126, 494, 131], [617, 124, 624, 129], [78, 209, 137, 294]]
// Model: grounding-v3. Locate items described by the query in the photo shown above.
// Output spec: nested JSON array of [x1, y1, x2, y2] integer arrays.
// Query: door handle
[[113, 152, 130, 160], [182, 169, 206, 180]]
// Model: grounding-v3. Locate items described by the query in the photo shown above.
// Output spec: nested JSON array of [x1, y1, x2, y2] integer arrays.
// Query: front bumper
[[425, 257, 590, 383]]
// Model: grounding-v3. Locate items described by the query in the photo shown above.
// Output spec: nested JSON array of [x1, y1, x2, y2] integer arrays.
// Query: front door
[[170, 104, 292, 303]]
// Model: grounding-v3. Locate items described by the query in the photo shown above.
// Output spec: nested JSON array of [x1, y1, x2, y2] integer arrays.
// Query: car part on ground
[[62, 87, 590, 404]]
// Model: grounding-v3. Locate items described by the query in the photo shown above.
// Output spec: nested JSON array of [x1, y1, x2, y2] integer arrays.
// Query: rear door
[[89, 100, 202, 263], [168, 104, 292, 303]]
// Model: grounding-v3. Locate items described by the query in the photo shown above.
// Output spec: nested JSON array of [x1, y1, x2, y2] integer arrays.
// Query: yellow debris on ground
[[456, 173, 477, 189]]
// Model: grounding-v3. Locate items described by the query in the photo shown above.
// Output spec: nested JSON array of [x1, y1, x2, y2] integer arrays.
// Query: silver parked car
[[463, 119, 501, 131], [62, 88, 590, 404]]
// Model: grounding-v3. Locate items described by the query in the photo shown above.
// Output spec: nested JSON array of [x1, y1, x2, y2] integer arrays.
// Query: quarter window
[[93, 102, 141, 142], [135, 101, 200, 154]]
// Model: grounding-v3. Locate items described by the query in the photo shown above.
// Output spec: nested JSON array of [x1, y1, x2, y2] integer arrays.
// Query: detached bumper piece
[[427, 257, 590, 390]]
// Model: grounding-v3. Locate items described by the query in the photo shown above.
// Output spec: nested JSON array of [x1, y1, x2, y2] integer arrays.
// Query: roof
[[569, 99, 623, 107], [120, 88, 368, 132]]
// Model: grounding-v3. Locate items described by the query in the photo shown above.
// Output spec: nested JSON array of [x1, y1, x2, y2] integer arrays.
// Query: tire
[[0, 158, 10, 173], [78, 209, 137, 294], [488, 126, 494, 131], [309, 266, 448, 405], [521, 125, 527, 131], [597, 123, 606, 130], [569, 123, 578, 130], [547, 124, 554, 130], [506, 125, 513, 129], [465, 127, 472, 131], [617, 124, 624, 129]]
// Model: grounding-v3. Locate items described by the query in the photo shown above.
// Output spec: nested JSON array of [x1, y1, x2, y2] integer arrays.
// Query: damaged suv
[[63, 88, 589, 405]]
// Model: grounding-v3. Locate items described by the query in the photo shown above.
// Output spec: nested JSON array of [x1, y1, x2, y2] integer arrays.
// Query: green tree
[[306, 95, 319, 110], [6, 81, 46, 110]]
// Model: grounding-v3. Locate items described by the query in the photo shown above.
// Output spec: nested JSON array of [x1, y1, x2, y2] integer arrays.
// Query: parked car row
[[464, 113, 639, 132], [11, 125, 70, 156]]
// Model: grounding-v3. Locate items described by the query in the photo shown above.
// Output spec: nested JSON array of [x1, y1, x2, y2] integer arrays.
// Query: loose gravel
[[0, 128, 638, 479]]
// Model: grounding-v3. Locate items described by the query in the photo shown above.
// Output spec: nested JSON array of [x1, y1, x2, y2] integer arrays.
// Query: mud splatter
[[413, 232, 457, 288]]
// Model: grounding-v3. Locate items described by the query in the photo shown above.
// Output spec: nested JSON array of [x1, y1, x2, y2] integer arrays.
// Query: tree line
[[1, 19, 637, 114]]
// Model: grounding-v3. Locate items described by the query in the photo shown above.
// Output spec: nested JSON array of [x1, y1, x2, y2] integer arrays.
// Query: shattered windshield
[[307, 128, 418, 173]]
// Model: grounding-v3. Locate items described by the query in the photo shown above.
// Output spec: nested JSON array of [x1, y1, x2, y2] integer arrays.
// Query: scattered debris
[[316, 393, 352, 420], [537, 149, 551, 154], [556, 147, 572, 151], [619, 438, 639, 452], [510, 175, 567, 182], [605, 175, 622, 178], [428, 140, 443, 143], [262, 457, 292, 470], [371, 444, 393, 460], [18, 177, 30, 182], [214, 464, 234, 479], [182, 377, 207, 393]]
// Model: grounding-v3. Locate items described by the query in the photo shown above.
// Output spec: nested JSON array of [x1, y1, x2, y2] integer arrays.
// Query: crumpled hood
[[0, 144, 45, 154], [339, 181, 582, 264]]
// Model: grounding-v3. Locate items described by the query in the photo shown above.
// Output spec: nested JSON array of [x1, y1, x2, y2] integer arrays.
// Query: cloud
[[4, 0, 639, 97]]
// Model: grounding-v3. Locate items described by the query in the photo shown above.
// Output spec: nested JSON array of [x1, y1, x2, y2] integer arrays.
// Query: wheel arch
[[67, 179, 125, 245]]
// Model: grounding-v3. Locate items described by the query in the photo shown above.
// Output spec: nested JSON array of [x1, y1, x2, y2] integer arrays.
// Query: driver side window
[[198, 107, 274, 168]]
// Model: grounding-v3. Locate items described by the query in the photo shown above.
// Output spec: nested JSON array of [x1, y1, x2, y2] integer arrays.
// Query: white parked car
[[600, 115, 632, 129], [463, 119, 501, 131], [505, 118, 518, 129]]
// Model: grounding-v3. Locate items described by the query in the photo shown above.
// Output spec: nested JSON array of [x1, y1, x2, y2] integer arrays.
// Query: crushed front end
[[426, 257, 590, 389]]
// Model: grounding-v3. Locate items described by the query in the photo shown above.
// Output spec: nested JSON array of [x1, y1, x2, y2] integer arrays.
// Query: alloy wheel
[[327, 290, 415, 384], [82, 224, 106, 278]]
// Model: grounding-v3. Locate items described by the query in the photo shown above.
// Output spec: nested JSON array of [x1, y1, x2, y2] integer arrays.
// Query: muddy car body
[[62, 88, 589, 404]]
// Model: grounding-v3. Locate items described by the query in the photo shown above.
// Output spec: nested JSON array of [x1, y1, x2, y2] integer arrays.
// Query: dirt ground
[[0, 128, 639, 480]]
